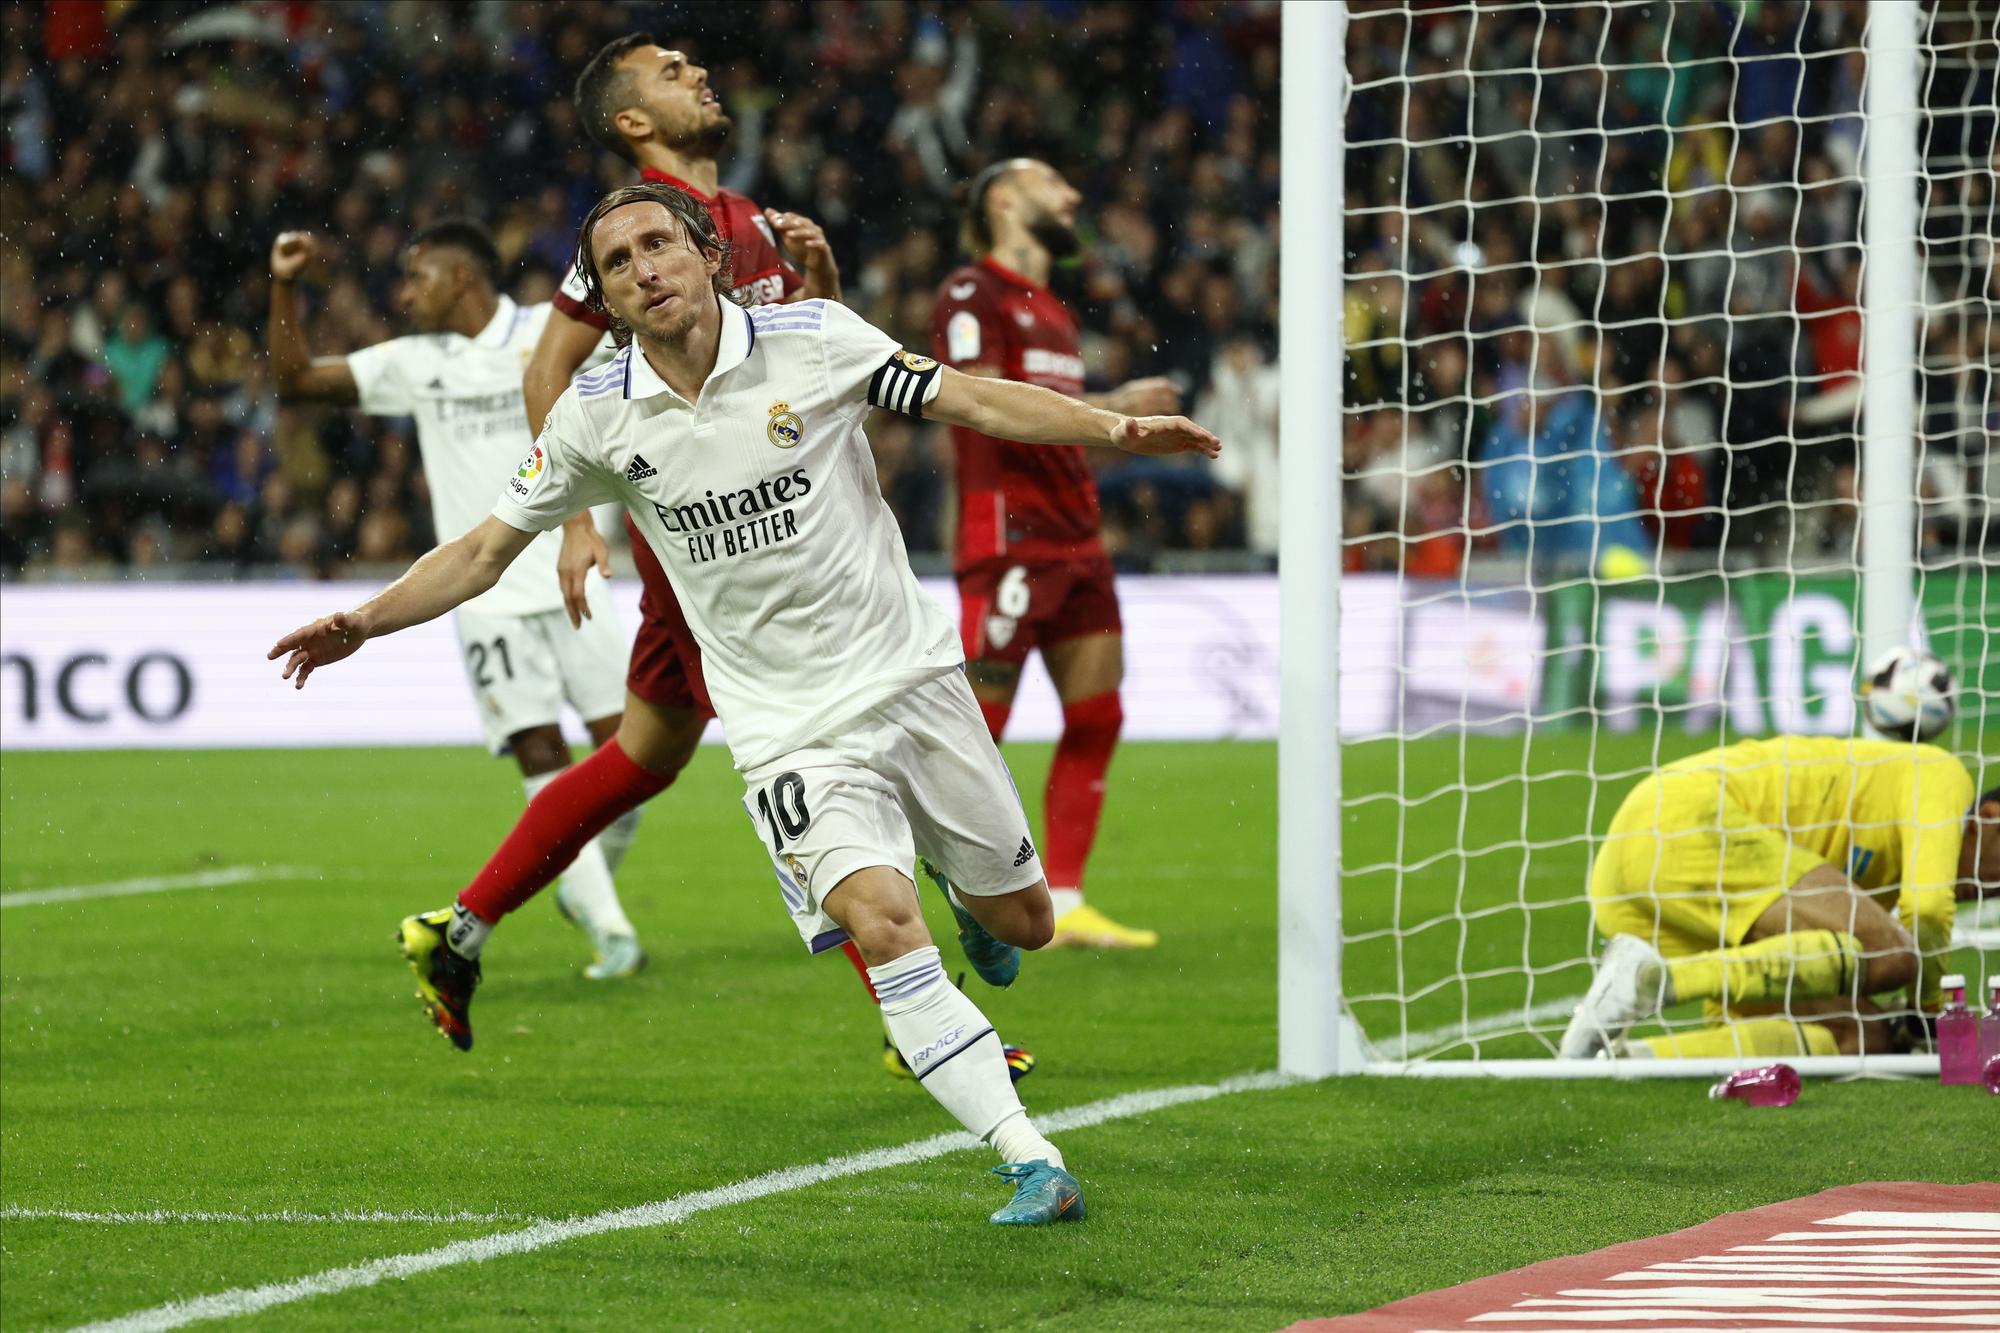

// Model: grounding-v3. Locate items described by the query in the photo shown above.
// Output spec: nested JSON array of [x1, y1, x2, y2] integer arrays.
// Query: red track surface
[[1290, 1181, 2000, 1332]]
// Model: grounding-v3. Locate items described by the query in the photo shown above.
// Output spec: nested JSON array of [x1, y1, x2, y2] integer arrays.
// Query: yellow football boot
[[1050, 904, 1159, 949]]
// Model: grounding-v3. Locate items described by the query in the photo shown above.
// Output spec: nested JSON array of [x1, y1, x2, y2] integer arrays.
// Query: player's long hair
[[573, 183, 741, 346], [956, 160, 1016, 258]]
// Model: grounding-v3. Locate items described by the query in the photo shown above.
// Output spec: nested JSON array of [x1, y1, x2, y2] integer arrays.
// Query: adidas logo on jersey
[[1013, 837, 1036, 868], [624, 455, 658, 483]]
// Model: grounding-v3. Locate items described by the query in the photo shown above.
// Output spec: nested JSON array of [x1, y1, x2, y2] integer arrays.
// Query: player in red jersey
[[933, 159, 1181, 949], [391, 37, 1027, 1078]]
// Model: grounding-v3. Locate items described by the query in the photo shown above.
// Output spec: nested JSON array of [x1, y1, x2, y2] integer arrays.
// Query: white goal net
[[1330, 0, 1997, 1072]]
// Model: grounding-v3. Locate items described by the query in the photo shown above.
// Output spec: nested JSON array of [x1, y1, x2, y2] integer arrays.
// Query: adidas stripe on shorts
[[737, 670, 1045, 954]]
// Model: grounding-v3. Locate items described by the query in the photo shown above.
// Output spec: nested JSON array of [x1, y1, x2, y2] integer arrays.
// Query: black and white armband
[[867, 350, 944, 419]]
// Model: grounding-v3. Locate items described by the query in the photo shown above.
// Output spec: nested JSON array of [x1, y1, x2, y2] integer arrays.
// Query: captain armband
[[867, 349, 943, 419]]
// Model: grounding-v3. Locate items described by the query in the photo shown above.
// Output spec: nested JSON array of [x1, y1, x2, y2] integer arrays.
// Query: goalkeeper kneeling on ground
[[1561, 737, 1998, 1060]]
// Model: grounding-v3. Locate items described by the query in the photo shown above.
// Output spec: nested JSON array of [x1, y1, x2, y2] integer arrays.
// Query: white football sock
[[524, 771, 636, 941], [446, 902, 492, 959], [1048, 888, 1084, 917], [598, 806, 644, 875], [867, 946, 1063, 1168], [554, 841, 635, 940], [989, 1109, 1064, 1169]]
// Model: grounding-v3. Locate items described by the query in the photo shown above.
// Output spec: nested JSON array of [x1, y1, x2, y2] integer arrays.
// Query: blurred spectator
[[1619, 403, 1708, 551], [103, 306, 170, 415], [1477, 374, 1653, 576], [1198, 335, 1280, 554]]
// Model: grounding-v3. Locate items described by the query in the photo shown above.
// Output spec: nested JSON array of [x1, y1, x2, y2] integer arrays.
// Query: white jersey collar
[[472, 295, 522, 348], [625, 297, 753, 402]]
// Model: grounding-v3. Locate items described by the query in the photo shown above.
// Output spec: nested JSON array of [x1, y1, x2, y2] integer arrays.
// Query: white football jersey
[[491, 297, 959, 770], [348, 297, 614, 618]]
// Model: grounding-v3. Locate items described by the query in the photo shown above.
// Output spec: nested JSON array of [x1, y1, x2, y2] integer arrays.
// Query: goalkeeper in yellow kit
[[1560, 737, 1999, 1060]]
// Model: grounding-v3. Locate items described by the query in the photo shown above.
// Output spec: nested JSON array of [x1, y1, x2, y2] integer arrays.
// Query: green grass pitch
[[2, 738, 1992, 1330]]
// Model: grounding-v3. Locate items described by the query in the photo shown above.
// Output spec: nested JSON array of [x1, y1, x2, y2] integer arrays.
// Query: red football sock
[[977, 695, 1012, 741], [840, 939, 879, 1003], [1042, 691, 1123, 892], [459, 737, 676, 922]]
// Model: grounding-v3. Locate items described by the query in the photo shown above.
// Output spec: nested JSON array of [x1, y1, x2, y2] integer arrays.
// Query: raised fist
[[270, 232, 320, 282]]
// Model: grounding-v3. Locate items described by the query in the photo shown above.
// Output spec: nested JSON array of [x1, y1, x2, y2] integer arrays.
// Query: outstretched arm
[[956, 363, 1181, 418], [267, 516, 538, 688], [925, 365, 1219, 459], [266, 232, 359, 404]]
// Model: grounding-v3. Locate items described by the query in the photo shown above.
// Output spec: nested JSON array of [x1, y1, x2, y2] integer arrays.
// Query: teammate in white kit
[[268, 184, 1220, 1224], [265, 220, 648, 979]]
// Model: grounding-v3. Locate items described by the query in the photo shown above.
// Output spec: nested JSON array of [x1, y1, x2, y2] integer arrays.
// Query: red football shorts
[[957, 555, 1122, 666], [624, 515, 714, 719]]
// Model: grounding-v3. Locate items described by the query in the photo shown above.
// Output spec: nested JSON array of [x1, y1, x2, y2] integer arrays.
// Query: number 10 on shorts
[[755, 772, 812, 858]]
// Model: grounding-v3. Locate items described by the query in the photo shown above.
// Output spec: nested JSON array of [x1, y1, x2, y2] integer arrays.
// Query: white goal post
[[1280, 0, 1998, 1079]]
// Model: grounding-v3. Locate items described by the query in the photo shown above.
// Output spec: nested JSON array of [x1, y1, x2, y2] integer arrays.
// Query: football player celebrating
[[270, 183, 1222, 1223], [933, 159, 1180, 949], [1562, 736, 1997, 1059], [412, 34, 1011, 1076], [265, 220, 647, 980]]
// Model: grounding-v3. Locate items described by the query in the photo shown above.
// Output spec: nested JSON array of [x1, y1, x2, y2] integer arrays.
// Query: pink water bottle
[[1709, 1063, 1800, 1107], [1937, 974, 1981, 1086], [1981, 981, 2000, 1068]]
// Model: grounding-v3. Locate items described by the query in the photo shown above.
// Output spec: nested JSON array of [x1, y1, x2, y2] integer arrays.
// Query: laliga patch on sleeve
[[508, 442, 547, 499], [947, 309, 982, 363]]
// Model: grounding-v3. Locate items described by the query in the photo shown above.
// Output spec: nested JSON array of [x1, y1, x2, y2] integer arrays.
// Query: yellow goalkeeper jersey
[[1659, 735, 1970, 932]]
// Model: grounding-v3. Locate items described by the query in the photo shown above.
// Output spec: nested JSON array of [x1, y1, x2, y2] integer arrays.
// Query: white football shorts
[[452, 585, 628, 755], [737, 670, 1045, 953]]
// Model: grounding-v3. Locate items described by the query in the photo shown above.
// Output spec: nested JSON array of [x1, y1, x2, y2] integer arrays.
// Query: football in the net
[[1859, 646, 1956, 742]]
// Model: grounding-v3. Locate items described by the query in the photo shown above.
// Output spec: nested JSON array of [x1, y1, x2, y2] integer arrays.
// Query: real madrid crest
[[783, 853, 810, 892], [767, 400, 804, 449], [893, 350, 939, 373]]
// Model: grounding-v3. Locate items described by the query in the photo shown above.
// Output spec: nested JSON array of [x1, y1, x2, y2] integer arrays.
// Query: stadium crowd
[[1339, 0, 1996, 577], [2, 1, 1990, 582], [0, 0, 1281, 578]]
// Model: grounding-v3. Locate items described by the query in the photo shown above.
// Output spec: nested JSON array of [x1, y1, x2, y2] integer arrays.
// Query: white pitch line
[[1822, 1213, 2000, 1232], [71, 1069, 1295, 1333], [1769, 1231, 2000, 1242], [1735, 1244, 2000, 1254], [0, 867, 321, 909], [1951, 897, 2000, 950], [1467, 1310, 2000, 1324], [1, 1207, 548, 1226], [1381, 995, 1580, 1061]]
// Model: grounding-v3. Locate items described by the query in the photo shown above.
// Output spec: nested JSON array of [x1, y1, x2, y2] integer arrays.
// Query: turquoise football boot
[[989, 1160, 1086, 1225], [921, 861, 1019, 988]]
